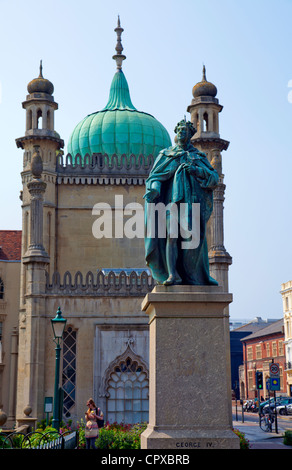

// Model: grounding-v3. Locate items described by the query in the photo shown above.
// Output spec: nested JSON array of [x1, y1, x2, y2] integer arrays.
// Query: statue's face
[[176, 123, 188, 145]]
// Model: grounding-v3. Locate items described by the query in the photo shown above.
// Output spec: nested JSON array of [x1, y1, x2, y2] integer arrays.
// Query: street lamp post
[[51, 307, 67, 431]]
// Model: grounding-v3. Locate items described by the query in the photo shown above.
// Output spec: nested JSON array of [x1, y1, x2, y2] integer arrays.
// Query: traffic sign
[[270, 377, 280, 391], [269, 363, 280, 377]]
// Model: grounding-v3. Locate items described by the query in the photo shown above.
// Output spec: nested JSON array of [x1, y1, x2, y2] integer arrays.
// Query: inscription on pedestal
[[175, 441, 215, 448]]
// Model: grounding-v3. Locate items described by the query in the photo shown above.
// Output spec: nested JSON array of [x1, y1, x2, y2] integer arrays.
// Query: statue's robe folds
[[144, 143, 219, 285]]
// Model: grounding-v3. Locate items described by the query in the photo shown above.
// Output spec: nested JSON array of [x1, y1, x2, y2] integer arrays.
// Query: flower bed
[[77, 420, 147, 449]]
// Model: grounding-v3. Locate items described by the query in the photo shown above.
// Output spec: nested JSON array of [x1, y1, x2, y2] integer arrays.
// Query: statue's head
[[174, 119, 196, 145]]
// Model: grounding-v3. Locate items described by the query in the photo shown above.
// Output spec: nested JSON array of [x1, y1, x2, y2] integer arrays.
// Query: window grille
[[62, 327, 77, 418], [107, 356, 149, 424]]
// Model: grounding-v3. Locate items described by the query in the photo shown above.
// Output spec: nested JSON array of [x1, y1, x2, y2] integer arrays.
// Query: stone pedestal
[[140, 285, 239, 449]]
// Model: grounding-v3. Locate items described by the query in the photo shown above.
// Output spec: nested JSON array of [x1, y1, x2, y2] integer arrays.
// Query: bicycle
[[259, 410, 274, 432]]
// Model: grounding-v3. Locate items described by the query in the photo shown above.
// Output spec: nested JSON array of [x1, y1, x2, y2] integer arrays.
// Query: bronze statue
[[144, 119, 219, 285]]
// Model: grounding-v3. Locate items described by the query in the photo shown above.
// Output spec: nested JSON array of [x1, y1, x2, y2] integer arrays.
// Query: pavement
[[232, 415, 291, 449]]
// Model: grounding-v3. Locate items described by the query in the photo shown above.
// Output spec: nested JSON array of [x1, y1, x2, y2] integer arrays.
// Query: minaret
[[15, 63, 63, 426], [187, 66, 232, 293], [16, 61, 64, 275]]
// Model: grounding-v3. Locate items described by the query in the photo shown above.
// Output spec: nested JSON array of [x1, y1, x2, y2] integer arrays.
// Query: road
[[233, 406, 292, 432]]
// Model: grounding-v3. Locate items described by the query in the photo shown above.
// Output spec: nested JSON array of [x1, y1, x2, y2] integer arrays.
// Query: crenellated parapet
[[56, 153, 155, 185], [46, 269, 155, 296]]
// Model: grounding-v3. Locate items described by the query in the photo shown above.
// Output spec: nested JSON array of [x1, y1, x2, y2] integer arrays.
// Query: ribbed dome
[[27, 61, 54, 95], [67, 69, 171, 160], [192, 65, 217, 98]]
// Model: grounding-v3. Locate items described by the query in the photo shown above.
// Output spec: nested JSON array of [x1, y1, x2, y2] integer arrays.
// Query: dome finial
[[39, 60, 43, 78], [192, 65, 217, 99], [27, 61, 54, 95], [113, 16, 126, 70]]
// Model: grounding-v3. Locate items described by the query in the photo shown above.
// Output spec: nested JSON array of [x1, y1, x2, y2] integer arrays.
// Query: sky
[[0, 0, 291, 322]]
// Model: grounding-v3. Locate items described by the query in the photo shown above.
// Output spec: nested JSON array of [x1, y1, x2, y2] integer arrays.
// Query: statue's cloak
[[144, 143, 219, 285]]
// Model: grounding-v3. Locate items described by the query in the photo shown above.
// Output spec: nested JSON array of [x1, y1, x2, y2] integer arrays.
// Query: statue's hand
[[181, 163, 190, 169], [195, 167, 205, 178], [182, 163, 204, 178], [181, 162, 197, 175], [143, 188, 159, 202]]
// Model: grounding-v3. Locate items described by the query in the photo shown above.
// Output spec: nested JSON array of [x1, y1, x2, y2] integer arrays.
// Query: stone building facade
[[0, 231, 21, 427], [280, 280, 292, 395], [239, 319, 287, 400], [1, 20, 231, 428]]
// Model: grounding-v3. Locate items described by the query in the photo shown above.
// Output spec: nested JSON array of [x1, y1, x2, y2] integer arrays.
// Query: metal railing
[[1, 430, 78, 449]]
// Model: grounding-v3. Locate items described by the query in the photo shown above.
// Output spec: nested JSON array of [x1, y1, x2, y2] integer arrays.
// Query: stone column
[[208, 174, 232, 294], [140, 285, 239, 449], [16, 146, 49, 425], [7, 327, 18, 423], [23, 146, 49, 263]]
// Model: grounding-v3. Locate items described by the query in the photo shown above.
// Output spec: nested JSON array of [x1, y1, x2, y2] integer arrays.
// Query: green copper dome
[[67, 69, 171, 161]]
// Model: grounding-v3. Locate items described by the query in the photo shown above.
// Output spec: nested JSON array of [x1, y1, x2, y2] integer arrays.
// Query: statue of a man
[[144, 119, 219, 286]]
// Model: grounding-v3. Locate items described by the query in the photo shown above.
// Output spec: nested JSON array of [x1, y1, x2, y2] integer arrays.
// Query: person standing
[[84, 398, 102, 449]]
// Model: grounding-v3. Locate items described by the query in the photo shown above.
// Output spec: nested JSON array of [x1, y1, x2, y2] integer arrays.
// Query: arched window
[[106, 355, 149, 424], [0, 278, 4, 299], [62, 326, 77, 418], [203, 112, 209, 132], [36, 109, 42, 129]]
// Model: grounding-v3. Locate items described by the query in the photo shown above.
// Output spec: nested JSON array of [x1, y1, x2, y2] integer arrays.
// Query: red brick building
[[0, 231, 22, 261], [239, 319, 287, 400]]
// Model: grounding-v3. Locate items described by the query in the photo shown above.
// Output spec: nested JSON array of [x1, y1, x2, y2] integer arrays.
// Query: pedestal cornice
[[142, 285, 232, 323]]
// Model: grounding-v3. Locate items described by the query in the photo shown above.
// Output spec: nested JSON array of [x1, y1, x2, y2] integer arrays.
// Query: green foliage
[[233, 428, 250, 449], [36, 417, 72, 431], [76, 419, 86, 448], [36, 417, 53, 429], [0, 423, 76, 449], [0, 432, 25, 449], [22, 426, 60, 448], [96, 422, 147, 449], [284, 430, 292, 446]]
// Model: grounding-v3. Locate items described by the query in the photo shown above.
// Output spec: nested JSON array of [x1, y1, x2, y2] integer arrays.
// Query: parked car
[[260, 396, 292, 412], [262, 397, 292, 414], [277, 403, 292, 416]]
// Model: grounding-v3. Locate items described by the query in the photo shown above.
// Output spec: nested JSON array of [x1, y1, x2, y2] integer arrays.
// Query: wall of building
[[54, 182, 146, 276], [241, 332, 287, 400], [0, 260, 21, 427], [16, 292, 149, 425], [281, 280, 292, 395]]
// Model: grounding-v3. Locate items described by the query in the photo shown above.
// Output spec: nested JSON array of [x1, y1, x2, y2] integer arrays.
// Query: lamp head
[[51, 307, 67, 340]]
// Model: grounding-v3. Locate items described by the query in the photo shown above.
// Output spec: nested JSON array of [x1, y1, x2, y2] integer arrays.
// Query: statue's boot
[[163, 274, 182, 286]]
